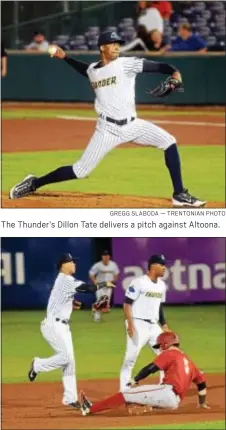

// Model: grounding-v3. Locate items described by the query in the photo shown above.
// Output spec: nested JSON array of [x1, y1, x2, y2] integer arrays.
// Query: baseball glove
[[92, 295, 110, 312], [150, 76, 184, 98], [73, 299, 83, 310]]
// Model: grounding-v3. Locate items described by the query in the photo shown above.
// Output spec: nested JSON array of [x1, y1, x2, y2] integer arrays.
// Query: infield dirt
[[2, 374, 225, 429]]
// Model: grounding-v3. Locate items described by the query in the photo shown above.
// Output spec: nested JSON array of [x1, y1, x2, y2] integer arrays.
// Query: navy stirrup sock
[[33, 166, 77, 189], [164, 144, 184, 194]]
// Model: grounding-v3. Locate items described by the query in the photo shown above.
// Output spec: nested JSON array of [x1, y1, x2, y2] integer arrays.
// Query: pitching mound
[[2, 374, 225, 429], [2, 191, 224, 208]]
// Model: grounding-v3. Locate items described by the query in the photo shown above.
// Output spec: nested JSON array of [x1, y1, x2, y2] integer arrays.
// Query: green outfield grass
[[2, 108, 224, 120], [2, 146, 224, 201], [2, 306, 225, 384], [109, 421, 225, 429]]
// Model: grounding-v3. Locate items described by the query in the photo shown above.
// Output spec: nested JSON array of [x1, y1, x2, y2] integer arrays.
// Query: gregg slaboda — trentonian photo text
[[1, 0, 225, 209], [1, 237, 225, 430]]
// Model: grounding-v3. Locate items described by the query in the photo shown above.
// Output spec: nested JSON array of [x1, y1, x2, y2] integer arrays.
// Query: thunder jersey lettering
[[89, 260, 119, 283], [47, 273, 83, 320], [125, 274, 166, 321], [87, 57, 144, 119]]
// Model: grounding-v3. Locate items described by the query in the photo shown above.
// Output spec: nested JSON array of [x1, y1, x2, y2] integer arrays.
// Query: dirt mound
[[2, 191, 224, 208]]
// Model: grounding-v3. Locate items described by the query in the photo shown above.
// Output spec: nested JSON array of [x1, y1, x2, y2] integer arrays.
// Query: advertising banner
[[112, 238, 225, 304], [1, 238, 93, 309]]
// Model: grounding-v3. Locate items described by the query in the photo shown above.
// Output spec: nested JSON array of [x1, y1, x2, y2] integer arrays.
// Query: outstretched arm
[[132, 362, 160, 383], [76, 281, 115, 293], [142, 59, 182, 81], [48, 45, 89, 77]]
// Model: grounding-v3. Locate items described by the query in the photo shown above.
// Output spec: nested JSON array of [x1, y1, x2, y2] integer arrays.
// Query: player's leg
[[122, 118, 206, 207], [123, 384, 180, 409], [92, 286, 107, 322], [61, 327, 78, 405], [147, 323, 164, 383], [120, 319, 150, 391], [33, 319, 78, 404], [9, 122, 121, 199], [81, 384, 180, 415], [102, 286, 112, 313]]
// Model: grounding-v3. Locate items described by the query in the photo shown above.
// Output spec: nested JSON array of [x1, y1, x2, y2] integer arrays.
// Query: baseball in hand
[[48, 45, 58, 57]]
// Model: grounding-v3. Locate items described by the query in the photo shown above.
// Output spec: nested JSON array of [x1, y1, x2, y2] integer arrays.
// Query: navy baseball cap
[[102, 250, 111, 256], [98, 31, 125, 47], [57, 253, 77, 270], [148, 254, 167, 267]]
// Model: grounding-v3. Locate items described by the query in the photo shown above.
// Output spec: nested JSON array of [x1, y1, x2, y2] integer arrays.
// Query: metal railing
[[2, 1, 123, 48]]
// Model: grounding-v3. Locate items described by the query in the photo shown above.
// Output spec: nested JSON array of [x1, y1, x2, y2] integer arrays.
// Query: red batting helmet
[[153, 332, 180, 350]]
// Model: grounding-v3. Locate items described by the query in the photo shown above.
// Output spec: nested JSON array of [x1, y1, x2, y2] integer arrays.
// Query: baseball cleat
[[28, 359, 37, 382], [9, 174, 37, 199], [172, 189, 207, 208], [62, 400, 81, 409], [80, 391, 92, 416]]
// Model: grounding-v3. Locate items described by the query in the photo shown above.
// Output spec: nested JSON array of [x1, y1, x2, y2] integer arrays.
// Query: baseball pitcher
[[120, 254, 170, 391], [80, 331, 209, 415], [89, 250, 120, 322], [28, 253, 115, 408], [10, 30, 205, 207]]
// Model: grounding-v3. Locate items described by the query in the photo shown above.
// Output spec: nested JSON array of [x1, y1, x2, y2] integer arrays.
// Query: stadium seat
[[88, 26, 100, 34], [193, 2, 206, 12], [198, 26, 211, 37], [122, 17, 134, 26], [200, 10, 211, 20], [164, 26, 173, 37], [105, 26, 118, 32], [206, 35, 217, 47], [209, 2, 224, 12]]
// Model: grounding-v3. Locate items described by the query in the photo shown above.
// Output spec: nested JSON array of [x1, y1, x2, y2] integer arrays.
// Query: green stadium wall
[[2, 52, 225, 105]]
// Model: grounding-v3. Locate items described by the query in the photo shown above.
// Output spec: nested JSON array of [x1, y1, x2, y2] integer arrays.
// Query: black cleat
[[172, 189, 206, 208], [80, 391, 92, 416], [67, 401, 81, 409], [28, 360, 37, 382], [9, 175, 37, 199]]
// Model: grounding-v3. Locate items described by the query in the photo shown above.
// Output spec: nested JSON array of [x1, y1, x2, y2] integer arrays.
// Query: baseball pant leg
[[121, 118, 176, 150], [34, 319, 78, 403], [122, 384, 180, 409], [120, 319, 151, 391], [147, 323, 164, 383], [72, 120, 122, 178]]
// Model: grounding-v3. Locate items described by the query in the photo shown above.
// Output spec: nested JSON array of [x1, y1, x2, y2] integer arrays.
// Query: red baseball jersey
[[154, 349, 205, 399]]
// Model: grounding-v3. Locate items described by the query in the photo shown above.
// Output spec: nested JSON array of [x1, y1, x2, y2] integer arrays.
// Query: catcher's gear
[[97, 281, 116, 289], [92, 295, 110, 312], [153, 332, 180, 350], [150, 77, 184, 98]]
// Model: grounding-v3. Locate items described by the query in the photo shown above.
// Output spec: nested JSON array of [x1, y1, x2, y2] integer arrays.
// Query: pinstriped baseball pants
[[33, 318, 78, 404], [73, 117, 175, 178]]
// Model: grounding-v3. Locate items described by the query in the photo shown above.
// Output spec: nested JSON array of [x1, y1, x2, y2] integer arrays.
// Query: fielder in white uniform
[[10, 31, 205, 207], [120, 254, 171, 391], [89, 250, 120, 322], [28, 253, 114, 408]]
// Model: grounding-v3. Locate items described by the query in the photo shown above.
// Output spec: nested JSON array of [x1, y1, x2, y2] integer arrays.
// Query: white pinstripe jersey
[[89, 260, 120, 283], [125, 275, 166, 321], [87, 57, 144, 119], [47, 273, 83, 320]]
